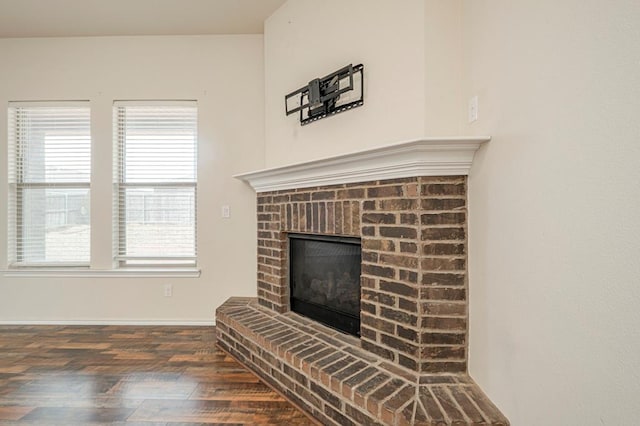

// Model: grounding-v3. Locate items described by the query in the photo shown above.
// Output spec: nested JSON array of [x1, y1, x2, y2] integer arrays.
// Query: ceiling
[[0, 0, 286, 38]]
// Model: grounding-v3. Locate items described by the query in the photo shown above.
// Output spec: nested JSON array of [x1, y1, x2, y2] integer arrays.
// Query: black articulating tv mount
[[285, 63, 364, 126]]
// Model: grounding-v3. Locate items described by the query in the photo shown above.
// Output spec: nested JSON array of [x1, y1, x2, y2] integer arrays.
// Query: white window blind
[[8, 102, 91, 267], [113, 101, 197, 267]]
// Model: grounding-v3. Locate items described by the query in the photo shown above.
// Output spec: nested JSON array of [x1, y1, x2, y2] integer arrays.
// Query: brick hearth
[[217, 298, 507, 425], [216, 174, 508, 425]]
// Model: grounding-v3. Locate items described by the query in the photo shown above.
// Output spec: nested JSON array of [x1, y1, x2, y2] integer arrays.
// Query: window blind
[[8, 102, 91, 267], [113, 101, 197, 267]]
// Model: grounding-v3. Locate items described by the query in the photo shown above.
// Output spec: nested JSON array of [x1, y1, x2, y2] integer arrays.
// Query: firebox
[[288, 233, 361, 336]]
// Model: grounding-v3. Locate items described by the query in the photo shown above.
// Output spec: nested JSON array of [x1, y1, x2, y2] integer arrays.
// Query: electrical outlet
[[164, 283, 173, 297], [222, 205, 230, 218], [468, 96, 478, 123]]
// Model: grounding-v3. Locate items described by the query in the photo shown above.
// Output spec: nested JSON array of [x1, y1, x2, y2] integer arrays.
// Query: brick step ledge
[[216, 297, 509, 426]]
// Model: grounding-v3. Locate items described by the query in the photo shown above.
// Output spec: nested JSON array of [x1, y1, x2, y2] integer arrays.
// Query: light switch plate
[[468, 96, 478, 123]]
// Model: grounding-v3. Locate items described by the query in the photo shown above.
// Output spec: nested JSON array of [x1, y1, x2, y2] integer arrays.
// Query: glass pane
[[118, 106, 197, 183], [19, 187, 90, 263], [288, 235, 362, 336], [290, 237, 361, 317], [123, 187, 195, 258], [14, 106, 91, 183]]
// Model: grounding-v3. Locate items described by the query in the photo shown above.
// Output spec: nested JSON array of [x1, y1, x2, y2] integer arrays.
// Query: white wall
[[264, 0, 463, 168], [424, 0, 462, 135], [0, 36, 265, 323], [462, 1, 640, 424]]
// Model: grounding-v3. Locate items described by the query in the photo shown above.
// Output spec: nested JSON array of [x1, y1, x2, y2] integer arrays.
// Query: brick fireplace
[[216, 138, 508, 425]]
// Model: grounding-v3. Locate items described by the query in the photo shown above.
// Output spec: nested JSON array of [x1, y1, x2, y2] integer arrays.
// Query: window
[[7, 102, 91, 267], [113, 101, 197, 267]]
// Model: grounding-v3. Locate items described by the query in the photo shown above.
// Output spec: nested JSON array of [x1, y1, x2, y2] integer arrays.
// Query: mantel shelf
[[234, 136, 490, 192]]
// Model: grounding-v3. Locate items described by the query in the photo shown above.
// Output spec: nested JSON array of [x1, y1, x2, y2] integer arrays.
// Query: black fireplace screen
[[289, 234, 361, 336]]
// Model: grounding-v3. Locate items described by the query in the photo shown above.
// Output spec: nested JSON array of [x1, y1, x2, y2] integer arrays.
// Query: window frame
[[7, 101, 92, 268], [113, 100, 198, 269]]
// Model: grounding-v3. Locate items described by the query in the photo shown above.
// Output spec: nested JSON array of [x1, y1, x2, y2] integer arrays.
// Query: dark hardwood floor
[[0, 325, 313, 425]]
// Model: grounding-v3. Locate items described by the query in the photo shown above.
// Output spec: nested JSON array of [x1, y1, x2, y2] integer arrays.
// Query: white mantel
[[234, 137, 490, 193]]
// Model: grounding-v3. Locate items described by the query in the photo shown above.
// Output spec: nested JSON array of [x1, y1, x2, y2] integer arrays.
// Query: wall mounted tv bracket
[[285, 64, 364, 126]]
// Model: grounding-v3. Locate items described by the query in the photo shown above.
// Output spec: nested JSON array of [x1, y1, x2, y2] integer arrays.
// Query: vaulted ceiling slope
[[0, 0, 286, 37]]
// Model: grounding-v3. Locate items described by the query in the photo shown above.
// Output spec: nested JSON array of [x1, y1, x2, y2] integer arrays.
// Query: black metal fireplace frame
[[288, 233, 361, 337]]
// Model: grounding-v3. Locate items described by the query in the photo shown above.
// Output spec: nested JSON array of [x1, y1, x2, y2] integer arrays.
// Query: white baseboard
[[0, 319, 215, 326]]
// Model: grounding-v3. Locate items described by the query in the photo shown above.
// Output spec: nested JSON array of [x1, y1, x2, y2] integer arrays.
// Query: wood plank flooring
[[0, 325, 313, 425]]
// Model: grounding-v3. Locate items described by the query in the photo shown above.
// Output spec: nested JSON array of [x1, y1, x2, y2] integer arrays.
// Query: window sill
[[1, 268, 201, 278]]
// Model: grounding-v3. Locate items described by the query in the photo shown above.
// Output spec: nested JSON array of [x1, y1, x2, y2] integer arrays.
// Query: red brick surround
[[256, 176, 467, 374]]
